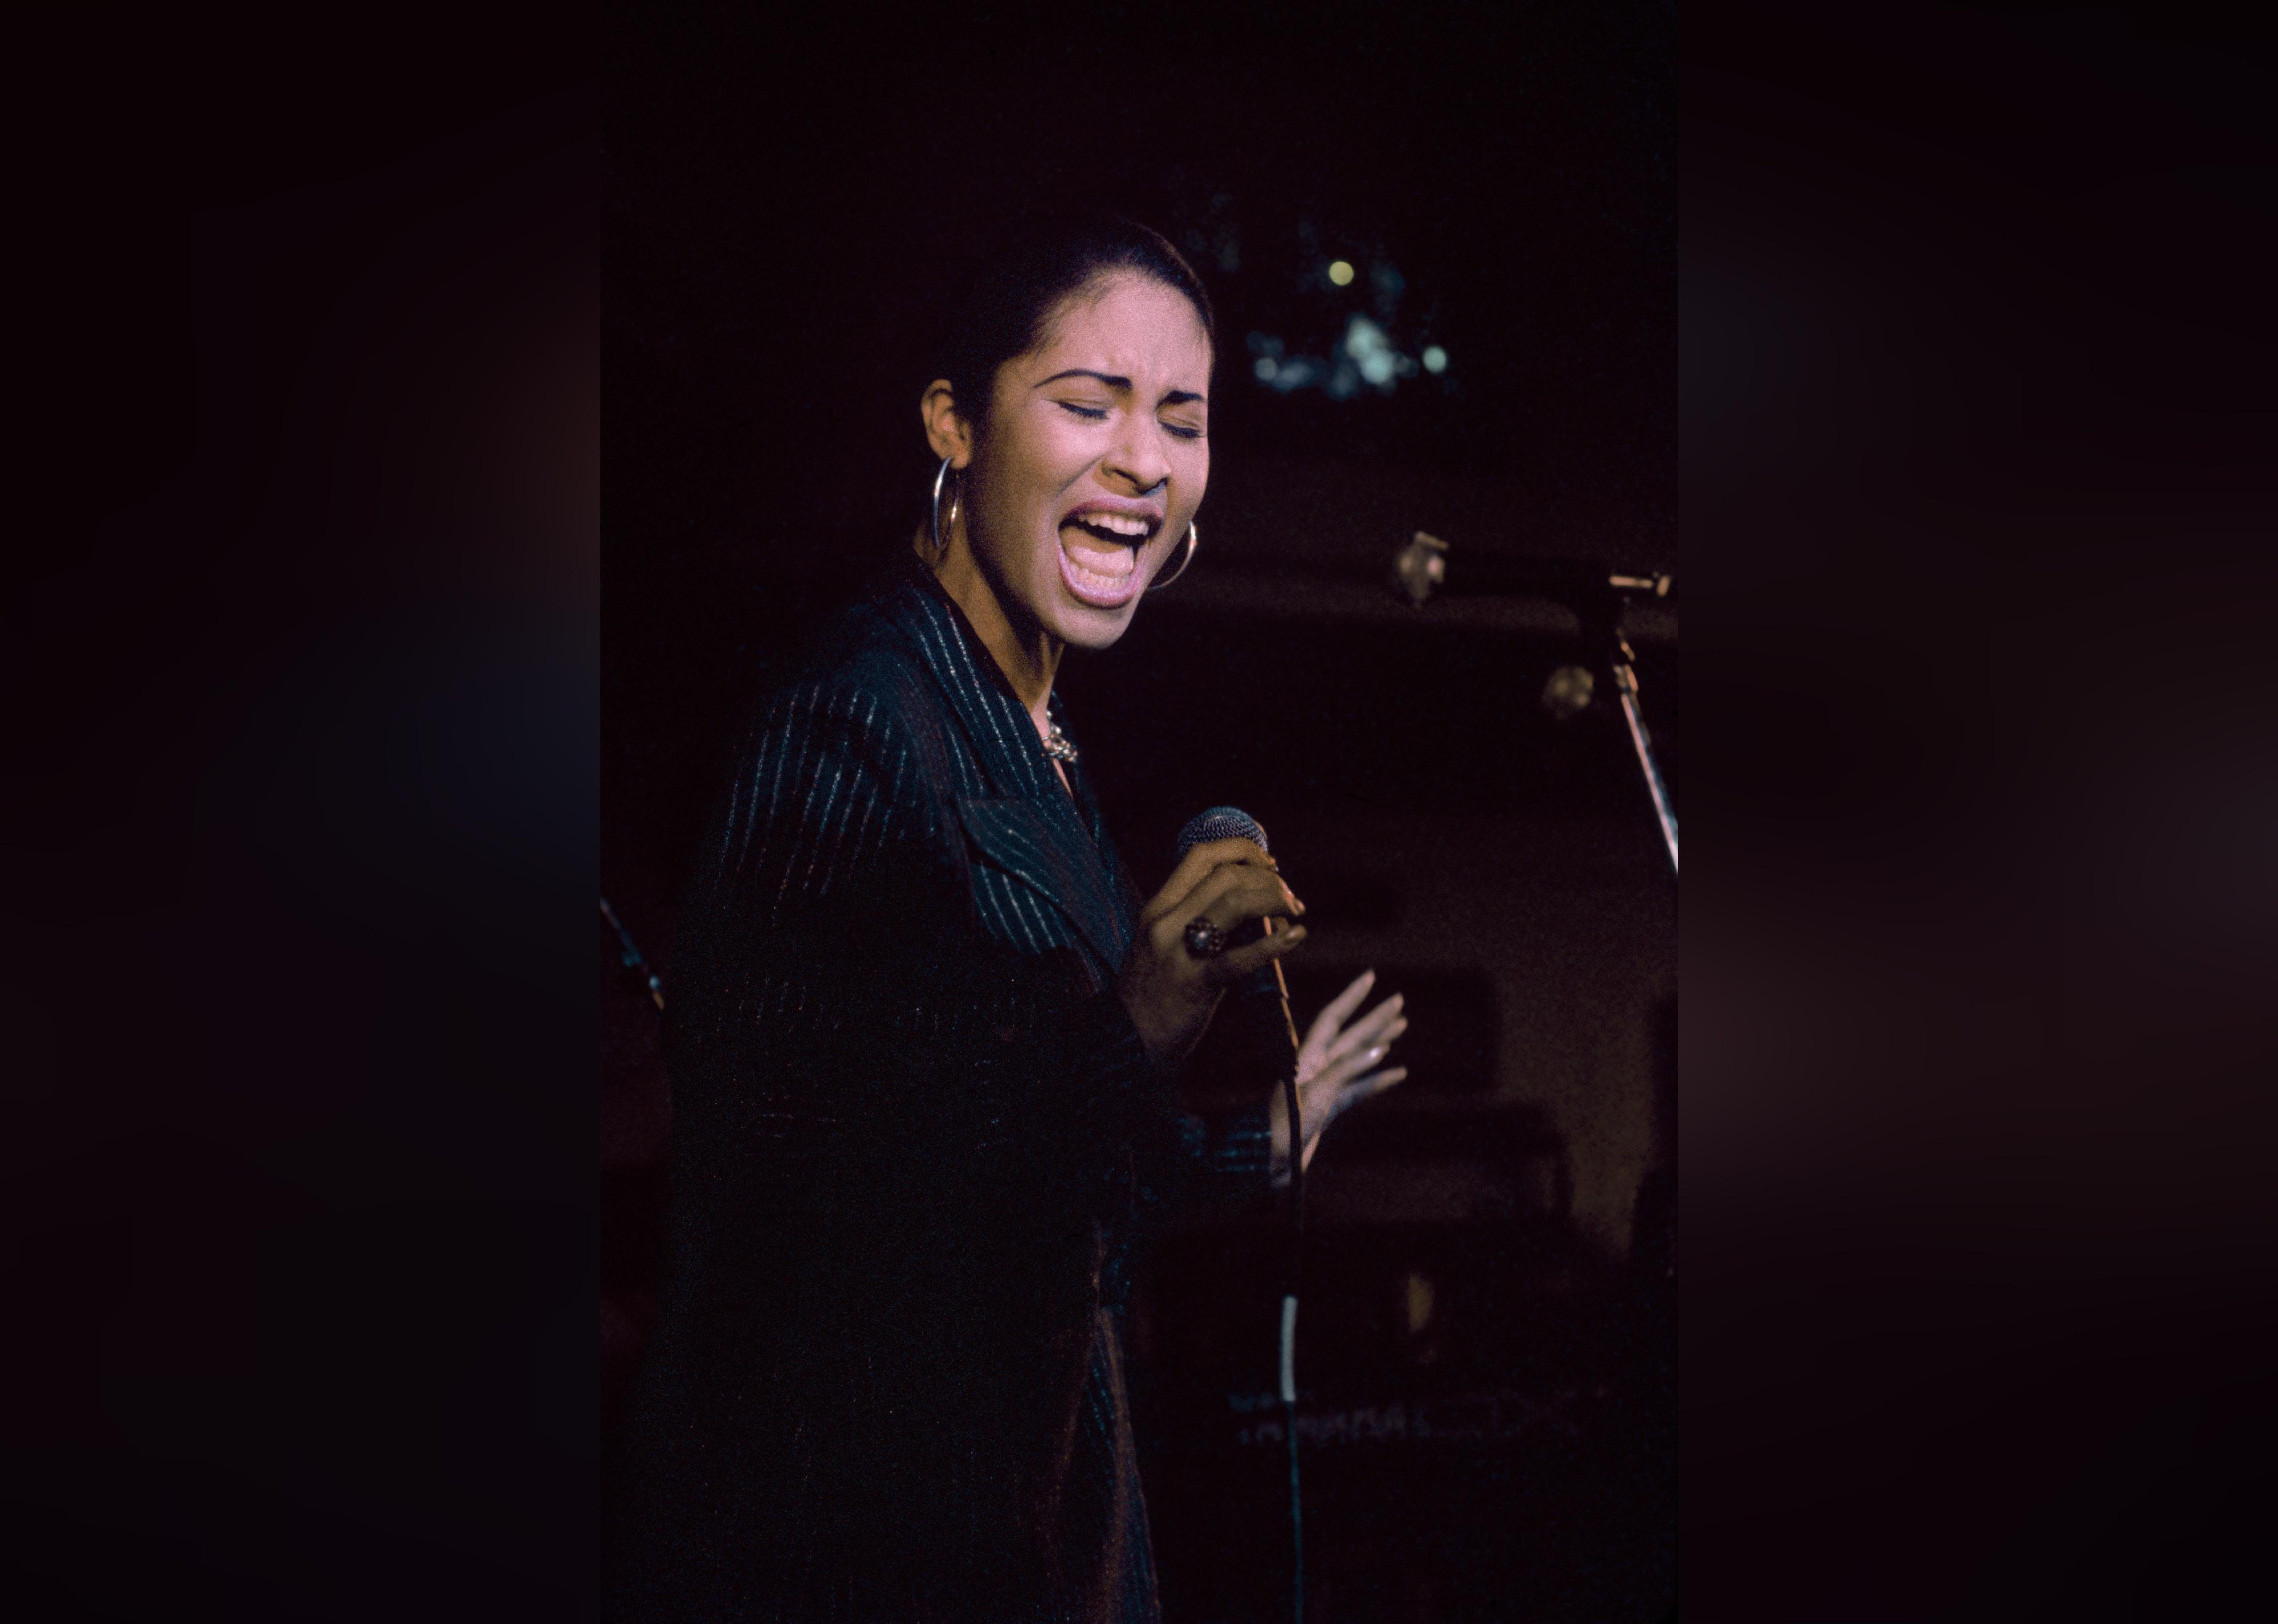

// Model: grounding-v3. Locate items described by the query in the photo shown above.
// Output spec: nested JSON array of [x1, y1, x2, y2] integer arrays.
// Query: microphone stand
[[1394, 534, 1677, 879], [1574, 591, 1679, 879]]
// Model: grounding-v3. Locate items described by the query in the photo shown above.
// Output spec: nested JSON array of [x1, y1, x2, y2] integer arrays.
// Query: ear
[[920, 381, 974, 467]]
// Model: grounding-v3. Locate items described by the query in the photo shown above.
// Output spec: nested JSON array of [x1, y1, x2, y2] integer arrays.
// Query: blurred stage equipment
[[601, 895, 665, 1011], [1540, 663, 1596, 721], [1175, 805, 1307, 1624], [1392, 533, 1670, 607], [1393, 532, 1678, 877]]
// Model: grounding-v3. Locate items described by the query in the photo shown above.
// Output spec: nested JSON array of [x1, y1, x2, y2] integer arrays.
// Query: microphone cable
[[1272, 944, 1306, 1624], [1175, 807, 1307, 1624]]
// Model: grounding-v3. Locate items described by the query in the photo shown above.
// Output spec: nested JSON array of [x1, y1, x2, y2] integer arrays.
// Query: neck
[[916, 526, 1062, 730]]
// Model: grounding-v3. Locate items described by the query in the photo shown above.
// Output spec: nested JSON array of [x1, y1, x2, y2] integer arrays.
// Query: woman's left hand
[[1270, 969, 1409, 1186]]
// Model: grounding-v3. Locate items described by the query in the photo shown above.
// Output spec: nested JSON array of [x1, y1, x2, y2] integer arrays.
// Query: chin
[[1042, 595, 1138, 651]]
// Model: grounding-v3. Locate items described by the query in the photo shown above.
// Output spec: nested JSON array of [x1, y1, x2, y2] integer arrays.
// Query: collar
[[890, 558, 1134, 970], [894, 556, 1073, 804]]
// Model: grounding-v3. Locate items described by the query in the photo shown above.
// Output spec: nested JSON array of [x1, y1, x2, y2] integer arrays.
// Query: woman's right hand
[[1116, 837, 1308, 1063]]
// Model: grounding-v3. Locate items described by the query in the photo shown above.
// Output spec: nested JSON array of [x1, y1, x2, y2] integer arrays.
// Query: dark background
[[604, 3, 1677, 1621], [1684, 5, 2278, 1620], [7, 4, 2275, 1622], [3, 9, 597, 1619]]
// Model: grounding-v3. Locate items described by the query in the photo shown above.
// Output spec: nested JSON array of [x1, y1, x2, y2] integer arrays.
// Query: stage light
[[1327, 259, 1355, 286], [1422, 345, 1448, 374], [1341, 317, 1399, 390], [1269, 356, 1323, 391], [1404, 1271, 1435, 1336], [1254, 357, 1278, 380]]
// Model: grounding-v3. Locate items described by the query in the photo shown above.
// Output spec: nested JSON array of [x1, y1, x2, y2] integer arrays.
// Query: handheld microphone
[[1175, 804, 1272, 859], [1175, 806, 1302, 1053]]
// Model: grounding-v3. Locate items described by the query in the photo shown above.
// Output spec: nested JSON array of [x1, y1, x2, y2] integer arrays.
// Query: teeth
[[1066, 554, 1133, 591], [1059, 524, 1137, 586], [1071, 511, 1150, 538]]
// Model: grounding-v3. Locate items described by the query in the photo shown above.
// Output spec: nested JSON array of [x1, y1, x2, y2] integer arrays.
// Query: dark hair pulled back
[[932, 207, 1216, 439]]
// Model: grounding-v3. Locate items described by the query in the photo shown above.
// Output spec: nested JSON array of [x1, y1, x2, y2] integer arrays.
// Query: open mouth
[[1056, 510, 1159, 607]]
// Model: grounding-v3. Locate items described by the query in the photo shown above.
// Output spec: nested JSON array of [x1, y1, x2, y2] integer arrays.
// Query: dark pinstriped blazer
[[604, 558, 1274, 1623]]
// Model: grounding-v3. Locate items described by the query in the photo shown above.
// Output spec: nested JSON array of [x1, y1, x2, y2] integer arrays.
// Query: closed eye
[[1057, 400, 1205, 441], [1061, 398, 1212, 437]]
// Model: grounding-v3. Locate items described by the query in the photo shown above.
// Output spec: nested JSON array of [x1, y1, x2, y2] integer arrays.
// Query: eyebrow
[[1034, 368, 1207, 408]]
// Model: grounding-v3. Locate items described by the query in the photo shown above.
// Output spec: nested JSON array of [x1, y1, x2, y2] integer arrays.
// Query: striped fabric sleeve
[[709, 678, 930, 930], [1159, 1100, 1277, 1231], [1201, 1099, 1276, 1181], [684, 674, 1179, 1177], [1160, 967, 1287, 1221]]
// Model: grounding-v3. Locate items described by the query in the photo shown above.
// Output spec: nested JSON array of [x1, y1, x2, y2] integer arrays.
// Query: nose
[[1101, 419, 1172, 497]]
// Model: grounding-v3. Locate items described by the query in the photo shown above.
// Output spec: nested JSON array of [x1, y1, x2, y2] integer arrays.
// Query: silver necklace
[[1042, 723, 1078, 764]]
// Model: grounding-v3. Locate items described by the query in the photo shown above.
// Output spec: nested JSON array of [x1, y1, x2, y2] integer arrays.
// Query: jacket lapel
[[891, 569, 1133, 976], [953, 797, 1131, 975]]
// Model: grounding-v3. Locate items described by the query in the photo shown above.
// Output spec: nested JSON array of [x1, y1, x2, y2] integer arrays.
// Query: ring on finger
[[1183, 916, 1228, 959]]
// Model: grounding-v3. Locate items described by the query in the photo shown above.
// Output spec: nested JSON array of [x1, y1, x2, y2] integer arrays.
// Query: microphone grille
[[1177, 805, 1268, 858]]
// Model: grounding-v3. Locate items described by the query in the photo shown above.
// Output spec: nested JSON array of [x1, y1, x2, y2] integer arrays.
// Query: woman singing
[[605, 213, 1408, 1623]]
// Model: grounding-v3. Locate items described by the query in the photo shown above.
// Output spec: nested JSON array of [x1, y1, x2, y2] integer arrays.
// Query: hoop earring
[[1148, 521, 1199, 591], [928, 456, 961, 561]]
